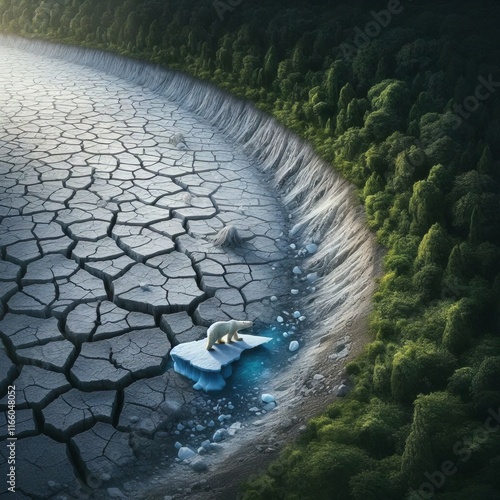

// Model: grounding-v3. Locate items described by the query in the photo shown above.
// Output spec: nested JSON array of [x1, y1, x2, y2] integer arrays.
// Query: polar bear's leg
[[216, 338, 225, 344], [206, 338, 215, 350]]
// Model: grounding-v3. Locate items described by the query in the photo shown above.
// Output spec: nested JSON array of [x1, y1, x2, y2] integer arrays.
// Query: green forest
[[1, 0, 500, 498]]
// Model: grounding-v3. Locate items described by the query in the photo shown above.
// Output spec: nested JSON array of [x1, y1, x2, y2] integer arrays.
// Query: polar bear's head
[[239, 320, 254, 329]]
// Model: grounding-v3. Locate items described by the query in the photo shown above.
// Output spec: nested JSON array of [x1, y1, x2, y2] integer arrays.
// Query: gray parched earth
[[0, 46, 324, 498]]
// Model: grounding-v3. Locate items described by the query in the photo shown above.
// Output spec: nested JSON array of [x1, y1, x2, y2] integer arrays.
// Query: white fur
[[206, 320, 254, 350]]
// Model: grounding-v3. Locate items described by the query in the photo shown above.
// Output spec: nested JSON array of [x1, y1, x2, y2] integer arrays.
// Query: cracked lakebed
[[0, 43, 328, 498]]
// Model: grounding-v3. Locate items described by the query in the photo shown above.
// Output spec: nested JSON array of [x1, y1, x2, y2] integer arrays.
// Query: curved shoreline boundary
[[0, 34, 377, 342]]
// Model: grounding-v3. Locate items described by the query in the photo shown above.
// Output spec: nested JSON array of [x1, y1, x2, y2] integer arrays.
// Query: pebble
[[191, 459, 208, 472], [291, 289, 299, 295], [47, 481, 56, 488], [253, 420, 265, 427], [261, 394, 275, 404], [313, 374, 325, 381], [299, 316, 306, 322], [270, 295, 278, 302], [101, 473, 111, 482], [289, 243, 296, 250], [293, 311, 301, 318], [177, 423, 185, 431], [289, 341, 299, 352], [292, 266, 302, 275], [178, 447, 196, 461], [262, 402, 276, 411], [277, 316, 284, 323], [306, 243, 318, 254], [196, 425, 206, 431], [201, 440, 211, 451], [306, 272, 318, 283], [174, 441, 182, 450], [129, 415, 139, 423], [140, 283, 149, 291], [212, 429, 229, 442]]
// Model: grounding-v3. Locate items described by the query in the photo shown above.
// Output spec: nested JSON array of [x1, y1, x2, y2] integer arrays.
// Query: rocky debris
[[261, 394, 275, 404], [289, 341, 299, 352], [178, 447, 196, 461], [191, 458, 208, 472]]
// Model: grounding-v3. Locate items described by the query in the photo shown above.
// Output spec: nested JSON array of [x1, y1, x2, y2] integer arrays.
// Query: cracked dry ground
[[0, 46, 295, 498]]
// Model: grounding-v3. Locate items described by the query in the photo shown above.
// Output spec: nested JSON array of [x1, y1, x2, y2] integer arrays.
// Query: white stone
[[306, 243, 318, 254], [291, 289, 299, 295], [289, 341, 299, 352], [270, 296, 278, 302], [306, 272, 318, 283], [292, 266, 302, 275], [293, 311, 301, 318], [212, 428, 228, 442], [261, 394, 275, 404], [276, 316, 284, 323], [178, 447, 196, 461]]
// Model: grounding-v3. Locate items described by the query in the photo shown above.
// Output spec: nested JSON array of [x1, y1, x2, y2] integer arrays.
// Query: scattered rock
[[212, 428, 228, 443], [191, 458, 208, 472], [306, 243, 318, 254], [261, 394, 275, 404], [306, 272, 318, 283], [292, 266, 302, 275], [289, 341, 299, 352], [178, 447, 197, 461], [337, 384, 349, 397]]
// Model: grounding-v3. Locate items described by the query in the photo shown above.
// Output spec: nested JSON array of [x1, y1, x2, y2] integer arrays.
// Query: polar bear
[[206, 320, 254, 351]]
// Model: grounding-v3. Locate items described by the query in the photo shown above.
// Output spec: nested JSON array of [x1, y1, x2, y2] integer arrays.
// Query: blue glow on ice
[[170, 333, 272, 392]]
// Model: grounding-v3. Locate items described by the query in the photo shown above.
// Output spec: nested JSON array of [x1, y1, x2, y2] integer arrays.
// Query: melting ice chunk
[[170, 334, 272, 392]]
